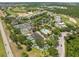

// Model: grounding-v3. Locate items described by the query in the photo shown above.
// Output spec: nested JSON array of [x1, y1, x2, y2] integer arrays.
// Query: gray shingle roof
[[14, 23, 32, 30], [31, 32, 44, 40]]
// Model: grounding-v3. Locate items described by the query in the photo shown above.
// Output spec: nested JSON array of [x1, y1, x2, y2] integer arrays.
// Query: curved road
[[0, 20, 13, 57]]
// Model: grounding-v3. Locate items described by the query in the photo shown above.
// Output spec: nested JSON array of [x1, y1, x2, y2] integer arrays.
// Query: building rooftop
[[55, 16, 62, 23], [55, 15, 66, 28], [14, 23, 32, 30], [14, 23, 32, 36], [40, 29, 51, 35], [31, 31, 44, 40]]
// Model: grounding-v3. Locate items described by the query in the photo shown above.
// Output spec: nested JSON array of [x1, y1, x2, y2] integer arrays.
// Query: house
[[14, 23, 32, 30], [14, 23, 32, 36], [31, 31, 45, 40], [55, 16, 66, 28]]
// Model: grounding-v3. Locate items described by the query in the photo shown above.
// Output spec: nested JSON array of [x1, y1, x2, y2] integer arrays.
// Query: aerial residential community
[[0, 2, 79, 57]]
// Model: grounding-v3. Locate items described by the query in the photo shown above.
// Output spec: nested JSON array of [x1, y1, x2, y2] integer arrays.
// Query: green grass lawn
[[65, 37, 79, 57], [0, 33, 6, 57], [26, 48, 44, 57], [61, 15, 77, 28]]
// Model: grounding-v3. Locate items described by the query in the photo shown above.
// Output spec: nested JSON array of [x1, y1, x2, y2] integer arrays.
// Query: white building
[[55, 16, 67, 28]]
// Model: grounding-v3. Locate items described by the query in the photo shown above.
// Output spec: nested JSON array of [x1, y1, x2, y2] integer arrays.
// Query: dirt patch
[[0, 10, 5, 17], [16, 12, 33, 17], [10, 42, 22, 57]]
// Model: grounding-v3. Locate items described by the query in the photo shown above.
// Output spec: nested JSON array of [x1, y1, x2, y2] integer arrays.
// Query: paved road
[[0, 20, 14, 57], [58, 32, 67, 57]]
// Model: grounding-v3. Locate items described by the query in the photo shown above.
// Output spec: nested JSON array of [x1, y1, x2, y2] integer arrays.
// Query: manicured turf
[[0, 33, 6, 57]]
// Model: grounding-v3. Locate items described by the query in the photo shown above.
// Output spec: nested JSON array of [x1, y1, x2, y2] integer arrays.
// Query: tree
[[53, 28, 61, 35], [47, 47, 58, 56], [13, 28, 21, 34], [46, 38, 58, 47], [26, 40, 33, 51], [16, 34, 26, 44], [10, 32, 18, 44], [26, 45, 32, 51], [21, 52, 28, 57], [35, 39, 45, 48], [17, 44, 23, 49]]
